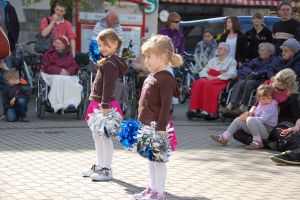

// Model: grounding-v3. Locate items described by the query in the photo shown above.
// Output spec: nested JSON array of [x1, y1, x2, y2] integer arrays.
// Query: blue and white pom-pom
[[87, 108, 122, 138], [89, 39, 102, 64], [137, 122, 171, 163], [116, 119, 142, 150]]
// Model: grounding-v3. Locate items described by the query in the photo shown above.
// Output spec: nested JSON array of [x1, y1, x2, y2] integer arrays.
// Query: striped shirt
[[91, 18, 123, 56], [91, 18, 123, 40]]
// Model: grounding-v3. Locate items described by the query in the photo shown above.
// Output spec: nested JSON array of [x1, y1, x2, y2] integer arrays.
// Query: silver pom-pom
[[88, 108, 122, 138], [137, 122, 171, 163]]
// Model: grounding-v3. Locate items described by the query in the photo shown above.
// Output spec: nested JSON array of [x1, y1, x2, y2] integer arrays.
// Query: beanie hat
[[281, 39, 300, 54], [55, 35, 69, 47]]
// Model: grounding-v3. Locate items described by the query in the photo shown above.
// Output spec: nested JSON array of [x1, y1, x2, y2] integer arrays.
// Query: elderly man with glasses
[[91, 8, 123, 45]]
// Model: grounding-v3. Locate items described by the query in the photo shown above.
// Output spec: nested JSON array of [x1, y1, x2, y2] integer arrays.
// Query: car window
[[181, 16, 280, 53]]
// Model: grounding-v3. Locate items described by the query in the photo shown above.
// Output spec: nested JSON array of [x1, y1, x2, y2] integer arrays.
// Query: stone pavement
[[1, 101, 300, 200]]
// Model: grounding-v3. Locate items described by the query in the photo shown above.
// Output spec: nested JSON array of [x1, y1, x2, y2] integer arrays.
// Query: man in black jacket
[[273, 2, 300, 55]]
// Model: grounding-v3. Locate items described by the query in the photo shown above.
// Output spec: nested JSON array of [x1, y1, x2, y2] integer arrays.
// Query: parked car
[[180, 16, 280, 53]]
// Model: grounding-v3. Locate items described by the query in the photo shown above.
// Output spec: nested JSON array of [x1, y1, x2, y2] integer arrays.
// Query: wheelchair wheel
[[123, 71, 138, 119], [179, 72, 189, 104], [36, 96, 41, 118], [36, 96, 45, 119], [76, 102, 84, 120], [40, 104, 45, 119]]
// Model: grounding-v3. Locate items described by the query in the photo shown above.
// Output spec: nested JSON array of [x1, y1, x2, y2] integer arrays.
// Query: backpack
[[34, 17, 53, 53], [0, 27, 10, 59]]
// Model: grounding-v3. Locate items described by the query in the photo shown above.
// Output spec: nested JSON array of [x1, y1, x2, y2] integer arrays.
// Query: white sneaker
[[81, 164, 101, 177], [172, 97, 179, 105], [90, 167, 112, 181]]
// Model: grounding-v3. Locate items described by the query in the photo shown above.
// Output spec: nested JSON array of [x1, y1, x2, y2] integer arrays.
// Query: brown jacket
[[138, 70, 179, 131], [90, 55, 127, 108]]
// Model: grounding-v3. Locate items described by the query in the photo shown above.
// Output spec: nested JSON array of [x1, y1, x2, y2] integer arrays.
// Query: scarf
[[194, 40, 217, 70]]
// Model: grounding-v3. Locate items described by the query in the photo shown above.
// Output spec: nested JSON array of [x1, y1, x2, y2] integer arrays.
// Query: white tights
[[149, 161, 167, 195], [92, 132, 113, 168]]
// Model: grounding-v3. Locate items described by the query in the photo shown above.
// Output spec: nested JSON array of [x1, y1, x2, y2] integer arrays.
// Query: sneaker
[[245, 141, 264, 150], [203, 114, 219, 121], [270, 152, 300, 165], [186, 110, 195, 120], [67, 104, 76, 110], [142, 191, 167, 200], [90, 167, 112, 181], [81, 164, 101, 177], [20, 117, 29, 122], [221, 107, 230, 115], [0, 63, 9, 70], [209, 135, 228, 146], [133, 187, 152, 200], [0, 115, 5, 121]]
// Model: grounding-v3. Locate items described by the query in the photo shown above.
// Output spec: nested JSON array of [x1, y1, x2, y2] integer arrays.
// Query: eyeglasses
[[172, 20, 180, 24]]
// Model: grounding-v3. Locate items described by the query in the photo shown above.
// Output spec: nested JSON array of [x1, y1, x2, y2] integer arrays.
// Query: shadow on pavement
[[112, 178, 210, 200]]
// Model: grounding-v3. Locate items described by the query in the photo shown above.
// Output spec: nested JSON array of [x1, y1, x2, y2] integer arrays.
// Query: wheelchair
[[186, 79, 235, 120], [36, 53, 92, 119], [219, 84, 258, 122]]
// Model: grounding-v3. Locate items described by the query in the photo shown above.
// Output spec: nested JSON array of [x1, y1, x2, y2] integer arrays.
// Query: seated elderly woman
[[279, 38, 300, 78], [42, 36, 82, 113], [222, 42, 282, 116], [186, 42, 237, 120]]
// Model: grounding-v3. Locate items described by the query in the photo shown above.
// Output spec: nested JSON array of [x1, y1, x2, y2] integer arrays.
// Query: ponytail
[[97, 57, 107, 67], [171, 54, 183, 67]]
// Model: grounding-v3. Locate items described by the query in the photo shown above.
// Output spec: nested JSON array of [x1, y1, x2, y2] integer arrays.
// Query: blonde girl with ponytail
[[133, 35, 182, 200]]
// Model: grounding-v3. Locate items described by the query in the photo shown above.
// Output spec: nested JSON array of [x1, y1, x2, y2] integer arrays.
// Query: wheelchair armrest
[[225, 79, 236, 92], [75, 53, 90, 65]]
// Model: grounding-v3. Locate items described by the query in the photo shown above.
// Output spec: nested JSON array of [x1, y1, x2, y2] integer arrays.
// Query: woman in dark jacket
[[222, 42, 282, 116], [220, 16, 248, 67], [245, 12, 273, 60], [232, 69, 300, 165]]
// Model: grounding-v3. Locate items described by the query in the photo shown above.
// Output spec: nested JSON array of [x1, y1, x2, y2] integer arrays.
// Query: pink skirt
[[167, 121, 178, 151], [85, 99, 124, 121]]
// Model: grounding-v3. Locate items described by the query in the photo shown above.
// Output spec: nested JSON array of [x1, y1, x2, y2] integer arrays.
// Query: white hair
[[106, 8, 118, 18], [259, 42, 275, 55], [218, 42, 230, 53]]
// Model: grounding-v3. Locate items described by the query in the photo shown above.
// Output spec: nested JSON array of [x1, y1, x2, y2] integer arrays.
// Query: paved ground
[[1, 100, 300, 200]]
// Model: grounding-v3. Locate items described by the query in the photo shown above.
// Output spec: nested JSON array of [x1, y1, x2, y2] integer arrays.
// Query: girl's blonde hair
[[5, 69, 19, 80], [256, 84, 273, 101], [141, 35, 183, 67], [273, 68, 298, 94], [96, 29, 122, 66]]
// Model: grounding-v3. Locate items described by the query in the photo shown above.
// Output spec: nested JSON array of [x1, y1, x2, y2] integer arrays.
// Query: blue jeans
[[6, 97, 29, 122]]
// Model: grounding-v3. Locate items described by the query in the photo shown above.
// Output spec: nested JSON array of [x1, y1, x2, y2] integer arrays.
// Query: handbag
[[0, 27, 10, 59], [34, 17, 53, 53], [207, 69, 221, 77]]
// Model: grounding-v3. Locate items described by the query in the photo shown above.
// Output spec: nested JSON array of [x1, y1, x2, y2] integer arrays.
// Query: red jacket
[[42, 47, 78, 75]]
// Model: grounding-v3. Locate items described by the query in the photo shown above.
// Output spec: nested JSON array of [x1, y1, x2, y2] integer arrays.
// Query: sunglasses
[[274, 86, 286, 92], [172, 20, 180, 23]]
